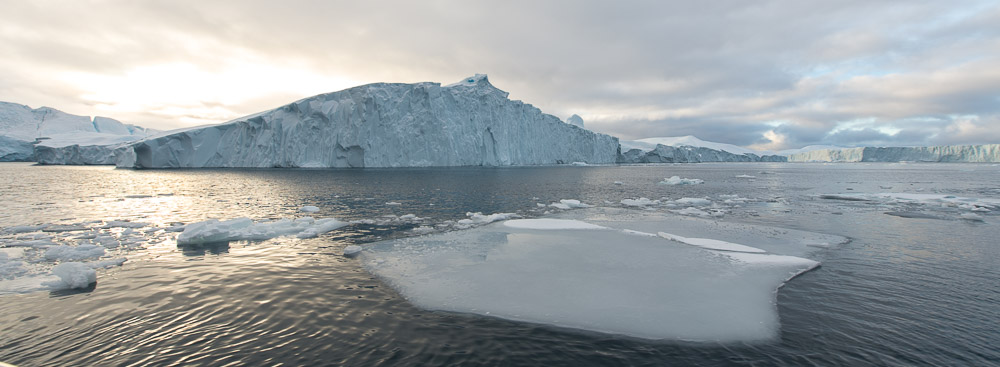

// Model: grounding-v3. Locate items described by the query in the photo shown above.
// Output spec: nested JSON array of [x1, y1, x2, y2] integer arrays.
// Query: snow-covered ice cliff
[[0, 102, 155, 163], [115, 75, 619, 168], [786, 145, 1000, 162]]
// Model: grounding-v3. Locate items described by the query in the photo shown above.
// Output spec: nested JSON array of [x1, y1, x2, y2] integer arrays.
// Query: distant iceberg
[[618, 137, 787, 163], [786, 145, 1000, 162], [0, 102, 156, 163], [115, 74, 620, 168]]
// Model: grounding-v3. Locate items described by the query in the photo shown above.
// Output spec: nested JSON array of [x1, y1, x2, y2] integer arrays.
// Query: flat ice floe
[[820, 192, 997, 220], [362, 208, 846, 342], [177, 217, 349, 245], [658, 176, 704, 185]]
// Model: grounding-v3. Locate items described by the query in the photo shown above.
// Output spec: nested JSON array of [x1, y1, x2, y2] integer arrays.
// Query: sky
[[1, 0, 998, 150]]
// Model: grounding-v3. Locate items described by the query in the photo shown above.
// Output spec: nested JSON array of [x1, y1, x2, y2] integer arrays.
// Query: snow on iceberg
[[362, 208, 846, 342], [503, 219, 607, 230], [658, 232, 766, 253], [115, 75, 619, 168], [176, 217, 349, 245]]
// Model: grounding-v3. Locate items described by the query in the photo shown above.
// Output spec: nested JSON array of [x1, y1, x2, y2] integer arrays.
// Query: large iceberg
[[786, 144, 1000, 162], [115, 75, 620, 168], [0, 102, 156, 163]]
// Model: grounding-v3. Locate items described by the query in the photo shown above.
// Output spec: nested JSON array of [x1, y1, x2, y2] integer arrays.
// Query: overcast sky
[[1, 1, 998, 149]]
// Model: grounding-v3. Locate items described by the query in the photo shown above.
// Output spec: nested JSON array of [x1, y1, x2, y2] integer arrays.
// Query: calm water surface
[[0, 162, 998, 366]]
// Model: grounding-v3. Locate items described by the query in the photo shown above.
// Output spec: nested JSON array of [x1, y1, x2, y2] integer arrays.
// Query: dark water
[[1, 162, 998, 366]]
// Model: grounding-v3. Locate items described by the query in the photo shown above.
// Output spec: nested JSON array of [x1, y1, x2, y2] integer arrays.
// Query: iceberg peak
[[444, 74, 508, 98], [445, 73, 490, 87], [567, 114, 584, 128]]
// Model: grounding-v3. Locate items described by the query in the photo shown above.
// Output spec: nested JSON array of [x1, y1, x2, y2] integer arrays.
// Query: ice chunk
[[673, 197, 712, 206], [960, 213, 985, 222], [548, 199, 591, 210], [176, 217, 349, 245], [87, 258, 127, 269], [44, 244, 106, 261], [363, 208, 829, 342], [658, 232, 766, 253], [300, 205, 320, 212], [42, 225, 89, 232], [455, 212, 519, 228], [658, 176, 704, 185], [46, 262, 96, 289], [621, 197, 660, 207], [0, 253, 28, 280], [735, 175, 756, 179], [99, 220, 149, 229], [343, 245, 363, 257], [503, 219, 608, 230], [671, 207, 711, 217], [3, 224, 49, 233], [411, 226, 435, 235]]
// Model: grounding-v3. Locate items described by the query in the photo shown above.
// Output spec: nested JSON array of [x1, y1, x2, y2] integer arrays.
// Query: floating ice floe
[[343, 245, 363, 257], [300, 205, 320, 213], [176, 217, 349, 245], [621, 197, 660, 207], [658, 176, 704, 185], [673, 197, 712, 207], [960, 213, 985, 222], [821, 193, 1000, 209], [503, 219, 607, 230], [548, 199, 592, 210], [735, 175, 757, 179], [44, 244, 106, 261], [455, 212, 519, 229], [362, 208, 845, 342], [671, 207, 713, 217]]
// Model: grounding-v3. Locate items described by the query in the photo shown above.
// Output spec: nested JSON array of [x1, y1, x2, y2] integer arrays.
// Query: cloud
[[0, 0, 997, 147]]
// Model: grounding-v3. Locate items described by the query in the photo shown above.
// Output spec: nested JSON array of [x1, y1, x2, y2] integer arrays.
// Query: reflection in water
[[48, 282, 97, 297], [178, 241, 231, 257]]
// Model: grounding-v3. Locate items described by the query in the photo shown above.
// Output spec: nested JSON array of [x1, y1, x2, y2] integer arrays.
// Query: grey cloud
[[0, 0, 998, 149]]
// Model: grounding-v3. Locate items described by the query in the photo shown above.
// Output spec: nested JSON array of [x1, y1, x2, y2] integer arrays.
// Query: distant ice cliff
[[0, 102, 155, 163], [786, 145, 1000, 162]]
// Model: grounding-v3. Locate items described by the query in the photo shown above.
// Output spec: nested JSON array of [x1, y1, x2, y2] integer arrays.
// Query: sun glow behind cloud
[[59, 60, 360, 127]]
